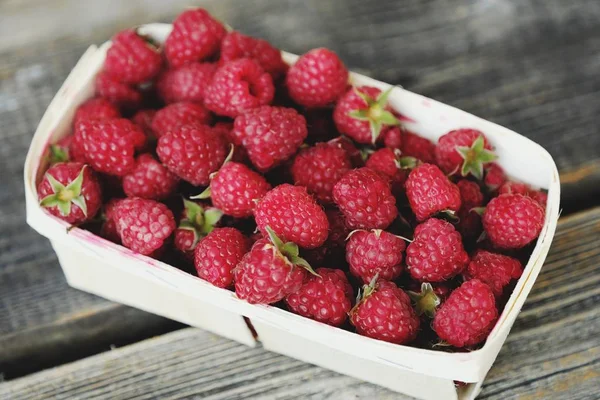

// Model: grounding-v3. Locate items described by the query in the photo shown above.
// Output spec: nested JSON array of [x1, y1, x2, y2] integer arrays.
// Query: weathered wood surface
[[2, 206, 599, 399]]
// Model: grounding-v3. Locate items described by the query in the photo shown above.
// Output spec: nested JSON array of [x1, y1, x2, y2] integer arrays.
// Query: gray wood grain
[[1, 207, 599, 400]]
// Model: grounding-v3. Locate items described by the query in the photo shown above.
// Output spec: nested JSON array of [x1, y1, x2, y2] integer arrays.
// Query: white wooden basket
[[24, 23, 560, 400]]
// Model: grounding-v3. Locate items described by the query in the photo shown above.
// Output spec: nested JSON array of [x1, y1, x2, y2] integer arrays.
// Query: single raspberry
[[156, 124, 228, 186], [346, 229, 406, 284], [407, 282, 452, 318], [483, 194, 544, 249], [113, 198, 176, 256], [174, 200, 223, 259], [291, 141, 351, 203], [333, 86, 399, 144], [95, 71, 142, 109], [484, 163, 507, 191], [464, 250, 523, 297], [456, 180, 484, 240], [433, 279, 498, 347], [435, 129, 496, 178], [382, 126, 402, 149], [332, 168, 398, 230], [104, 29, 162, 84], [100, 198, 122, 243], [234, 229, 315, 304], [165, 8, 226, 67], [350, 279, 420, 345], [400, 130, 436, 164], [194, 227, 248, 288], [405, 163, 462, 221], [48, 136, 86, 164], [406, 218, 469, 282], [131, 109, 157, 139], [255, 184, 329, 249], [75, 118, 146, 176], [197, 161, 271, 218], [211, 122, 248, 162], [74, 98, 120, 125], [122, 154, 179, 200], [285, 268, 353, 327], [204, 58, 275, 118], [302, 208, 350, 266], [156, 62, 217, 104], [220, 31, 287, 79], [232, 106, 306, 172], [498, 181, 548, 208], [530, 190, 548, 208], [286, 48, 348, 108], [38, 162, 102, 224], [365, 148, 415, 196], [151, 102, 212, 138]]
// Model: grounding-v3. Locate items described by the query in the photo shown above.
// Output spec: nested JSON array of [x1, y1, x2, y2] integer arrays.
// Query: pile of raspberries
[[38, 8, 548, 350]]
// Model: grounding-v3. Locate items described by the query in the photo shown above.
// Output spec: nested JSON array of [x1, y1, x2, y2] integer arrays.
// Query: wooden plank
[[2, 207, 599, 399]]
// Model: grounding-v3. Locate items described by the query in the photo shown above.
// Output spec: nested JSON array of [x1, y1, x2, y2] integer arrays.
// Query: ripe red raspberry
[[131, 109, 157, 138], [332, 168, 398, 230], [464, 250, 523, 297], [350, 280, 420, 345], [286, 48, 348, 108], [333, 86, 399, 144], [194, 227, 248, 288], [211, 122, 248, 162], [291, 141, 351, 203], [498, 181, 548, 208], [255, 184, 329, 249], [174, 200, 223, 259], [302, 208, 350, 266], [400, 130, 436, 164], [285, 268, 353, 327], [530, 190, 548, 208], [199, 161, 271, 218], [232, 106, 307, 172], [346, 229, 406, 284], [382, 126, 402, 149], [329, 136, 364, 167], [407, 282, 452, 318], [405, 163, 462, 221], [204, 58, 275, 118], [456, 179, 484, 240], [235, 231, 312, 304], [104, 29, 162, 84], [483, 194, 544, 249], [95, 71, 142, 109], [156, 62, 217, 104], [484, 163, 507, 191], [435, 129, 496, 178], [100, 198, 122, 243], [433, 279, 498, 347], [220, 31, 287, 79], [151, 102, 212, 138], [48, 136, 86, 164], [406, 218, 469, 282], [165, 8, 226, 67], [156, 124, 228, 186], [38, 162, 102, 224], [75, 118, 146, 176], [74, 98, 120, 124], [122, 154, 179, 200], [365, 148, 414, 195]]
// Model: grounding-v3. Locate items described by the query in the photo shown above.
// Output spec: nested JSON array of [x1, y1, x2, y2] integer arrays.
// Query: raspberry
[[332, 168, 398, 230], [400, 130, 436, 164], [131, 109, 157, 139], [74, 98, 120, 124], [484, 163, 507, 191], [104, 29, 162, 84], [530, 190, 548, 208], [407, 282, 452, 318], [350, 280, 420, 345], [38, 162, 102, 224], [75, 118, 146, 176], [48, 136, 86, 164], [302, 208, 350, 266], [220, 31, 287, 79], [156, 62, 217, 104], [333, 86, 399, 144], [365, 148, 413, 195], [456, 179, 484, 240], [212, 122, 248, 162], [194, 227, 248, 288], [113, 198, 176, 256], [435, 129, 496, 178], [285, 268, 353, 327], [346, 229, 406, 284], [382, 126, 402, 149], [483, 194, 544, 249], [95, 71, 142, 109], [291, 141, 351, 203], [433, 279, 498, 347], [174, 200, 223, 259], [232, 106, 307, 172], [165, 8, 226, 67], [405, 163, 462, 221], [329, 136, 364, 167], [151, 102, 212, 138], [464, 250, 523, 297], [406, 218, 469, 282], [204, 58, 275, 118], [286, 48, 348, 108], [100, 198, 122, 243], [156, 124, 228, 186], [499, 181, 548, 208], [255, 184, 329, 249], [122, 154, 179, 200]]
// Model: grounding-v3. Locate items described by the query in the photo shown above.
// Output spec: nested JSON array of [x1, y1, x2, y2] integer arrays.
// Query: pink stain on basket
[[421, 99, 432, 108], [395, 112, 416, 123]]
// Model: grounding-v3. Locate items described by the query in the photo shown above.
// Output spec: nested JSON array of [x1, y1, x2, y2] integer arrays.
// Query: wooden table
[[1, 0, 599, 398]]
